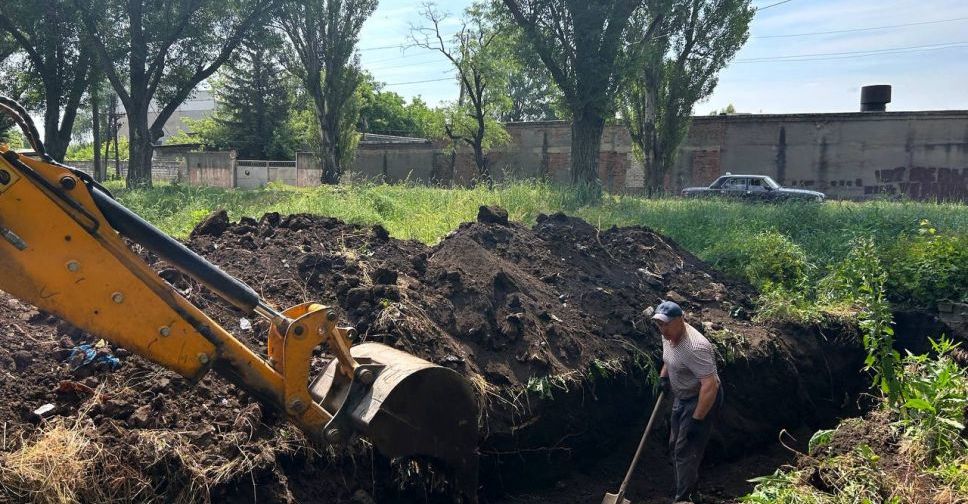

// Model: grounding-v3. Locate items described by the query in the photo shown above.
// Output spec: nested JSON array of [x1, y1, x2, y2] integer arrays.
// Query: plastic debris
[[33, 403, 55, 417], [240, 318, 253, 331], [67, 343, 121, 372]]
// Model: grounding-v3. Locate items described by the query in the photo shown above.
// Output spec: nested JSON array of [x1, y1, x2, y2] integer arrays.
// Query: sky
[[357, 0, 968, 114]]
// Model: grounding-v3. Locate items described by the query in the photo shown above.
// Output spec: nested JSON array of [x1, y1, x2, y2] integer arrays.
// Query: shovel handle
[[614, 391, 665, 501]]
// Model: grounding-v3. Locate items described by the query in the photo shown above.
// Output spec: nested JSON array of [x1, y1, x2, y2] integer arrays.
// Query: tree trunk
[[42, 91, 69, 162], [648, 128, 664, 196], [314, 97, 340, 185], [127, 105, 153, 188], [642, 86, 662, 197], [91, 82, 103, 182], [570, 113, 605, 185], [103, 135, 112, 179], [109, 94, 120, 179], [472, 141, 490, 186]]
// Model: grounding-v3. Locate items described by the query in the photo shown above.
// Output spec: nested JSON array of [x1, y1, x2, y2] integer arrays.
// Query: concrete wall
[[185, 151, 234, 188], [233, 160, 298, 188], [116, 110, 968, 201], [672, 111, 968, 200], [347, 144, 438, 183], [66, 160, 181, 181], [349, 111, 967, 200], [295, 152, 323, 187]]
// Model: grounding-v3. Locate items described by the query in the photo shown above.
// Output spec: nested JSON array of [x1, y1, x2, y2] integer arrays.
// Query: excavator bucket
[[311, 342, 480, 502]]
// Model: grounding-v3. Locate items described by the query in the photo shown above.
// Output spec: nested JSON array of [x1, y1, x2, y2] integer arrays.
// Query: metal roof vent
[[861, 85, 891, 112]]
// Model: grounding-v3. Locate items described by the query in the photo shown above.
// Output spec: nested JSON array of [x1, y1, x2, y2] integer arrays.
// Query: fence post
[[230, 150, 238, 188]]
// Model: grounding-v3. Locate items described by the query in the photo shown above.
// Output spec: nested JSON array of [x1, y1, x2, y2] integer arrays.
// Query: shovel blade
[[602, 493, 631, 504], [311, 342, 479, 502]]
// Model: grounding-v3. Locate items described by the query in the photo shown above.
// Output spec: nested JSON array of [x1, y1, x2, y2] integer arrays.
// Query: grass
[[111, 179, 967, 248], [108, 179, 968, 309], [0, 419, 100, 503]]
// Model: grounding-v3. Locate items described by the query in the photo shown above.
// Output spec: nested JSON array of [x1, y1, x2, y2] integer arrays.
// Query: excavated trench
[[0, 207, 918, 503]]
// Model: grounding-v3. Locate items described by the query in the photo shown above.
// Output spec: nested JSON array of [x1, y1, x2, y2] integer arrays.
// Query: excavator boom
[[0, 97, 478, 501]]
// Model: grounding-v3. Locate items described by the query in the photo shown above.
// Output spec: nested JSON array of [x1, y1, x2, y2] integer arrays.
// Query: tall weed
[[899, 338, 968, 464], [885, 219, 968, 307]]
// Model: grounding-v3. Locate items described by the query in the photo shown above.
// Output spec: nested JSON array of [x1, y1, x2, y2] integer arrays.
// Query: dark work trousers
[[668, 384, 724, 503]]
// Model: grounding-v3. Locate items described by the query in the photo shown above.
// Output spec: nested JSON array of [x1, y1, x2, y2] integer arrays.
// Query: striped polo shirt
[[662, 323, 719, 399]]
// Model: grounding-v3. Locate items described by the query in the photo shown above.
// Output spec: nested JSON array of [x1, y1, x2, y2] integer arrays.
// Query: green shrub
[[706, 230, 809, 291], [754, 286, 825, 325], [885, 220, 968, 307]]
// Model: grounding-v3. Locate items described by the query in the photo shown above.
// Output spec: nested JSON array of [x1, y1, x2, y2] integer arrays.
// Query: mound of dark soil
[[0, 207, 871, 502]]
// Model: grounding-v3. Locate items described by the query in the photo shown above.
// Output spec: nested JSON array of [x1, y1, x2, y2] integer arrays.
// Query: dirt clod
[[190, 209, 229, 238], [477, 205, 509, 225]]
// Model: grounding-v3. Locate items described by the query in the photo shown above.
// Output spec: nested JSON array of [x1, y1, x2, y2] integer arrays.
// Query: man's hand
[[660, 376, 671, 395], [692, 375, 720, 420], [686, 416, 704, 441]]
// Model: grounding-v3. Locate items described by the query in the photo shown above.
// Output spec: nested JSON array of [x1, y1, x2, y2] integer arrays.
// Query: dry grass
[[0, 382, 305, 504], [129, 423, 303, 504], [0, 418, 100, 503]]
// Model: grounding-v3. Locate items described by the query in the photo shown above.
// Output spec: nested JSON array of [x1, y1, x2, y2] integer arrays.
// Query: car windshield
[[760, 177, 780, 189]]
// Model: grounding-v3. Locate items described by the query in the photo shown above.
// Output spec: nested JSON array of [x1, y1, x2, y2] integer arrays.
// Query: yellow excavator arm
[[0, 97, 478, 500]]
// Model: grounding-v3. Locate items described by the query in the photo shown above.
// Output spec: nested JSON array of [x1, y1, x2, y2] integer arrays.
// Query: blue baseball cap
[[652, 300, 683, 323]]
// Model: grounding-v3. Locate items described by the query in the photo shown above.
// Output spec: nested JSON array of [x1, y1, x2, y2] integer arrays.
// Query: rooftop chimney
[[860, 85, 891, 112]]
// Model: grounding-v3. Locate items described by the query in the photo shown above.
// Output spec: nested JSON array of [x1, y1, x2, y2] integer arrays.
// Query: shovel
[[603, 391, 666, 504]]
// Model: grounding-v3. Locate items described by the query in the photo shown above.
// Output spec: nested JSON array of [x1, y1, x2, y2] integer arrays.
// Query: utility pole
[[90, 78, 104, 182]]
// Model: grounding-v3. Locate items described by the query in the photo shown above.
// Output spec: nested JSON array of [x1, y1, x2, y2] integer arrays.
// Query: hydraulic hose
[[89, 186, 263, 314]]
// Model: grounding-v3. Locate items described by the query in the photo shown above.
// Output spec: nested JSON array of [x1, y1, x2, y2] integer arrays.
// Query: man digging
[[653, 301, 724, 504]]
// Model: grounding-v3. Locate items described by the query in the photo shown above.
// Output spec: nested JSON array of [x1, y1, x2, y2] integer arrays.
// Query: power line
[[359, 43, 409, 52], [756, 0, 794, 10], [734, 41, 968, 63], [737, 41, 968, 61], [752, 16, 968, 38], [382, 77, 453, 87], [358, 32, 460, 52], [361, 45, 457, 65], [366, 57, 447, 71]]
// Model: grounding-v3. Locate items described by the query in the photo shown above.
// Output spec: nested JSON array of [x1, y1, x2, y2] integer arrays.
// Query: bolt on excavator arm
[[0, 96, 479, 501]]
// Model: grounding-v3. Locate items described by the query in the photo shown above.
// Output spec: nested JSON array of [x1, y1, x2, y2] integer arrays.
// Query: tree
[[412, 3, 510, 182], [501, 0, 657, 185], [196, 28, 293, 159], [622, 0, 752, 194], [358, 76, 410, 135], [74, 0, 279, 187], [279, 0, 377, 184], [484, 5, 562, 122], [497, 46, 562, 122], [710, 103, 736, 115], [0, 35, 17, 140], [0, 0, 93, 161], [356, 74, 446, 139]]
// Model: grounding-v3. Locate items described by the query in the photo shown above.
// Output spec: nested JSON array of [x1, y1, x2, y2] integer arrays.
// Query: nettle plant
[[899, 338, 968, 465], [834, 238, 906, 407]]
